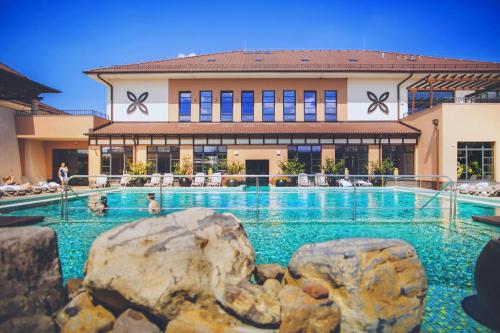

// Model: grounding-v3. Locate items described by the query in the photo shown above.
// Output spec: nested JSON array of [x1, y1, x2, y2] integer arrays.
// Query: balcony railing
[[15, 109, 109, 119], [405, 96, 500, 116]]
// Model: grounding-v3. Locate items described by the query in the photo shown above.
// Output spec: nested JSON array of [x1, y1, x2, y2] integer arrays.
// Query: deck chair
[[314, 173, 329, 187], [35, 176, 60, 192], [0, 180, 26, 196], [90, 175, 108, 189], [120, 174, 131, 187], [207, 173, 222, 187], [468, 182, 489, 195], [456, 183, 471, 193], [19, 176, 43, 194], [338, 179, 353, 187], [479, 184, 500, 197], [356, 179, 373, 187], [298, 173, 312, 187], [192, 173, 205, 187], [162, 173, 174, 187], [144, 174, 161, 187]]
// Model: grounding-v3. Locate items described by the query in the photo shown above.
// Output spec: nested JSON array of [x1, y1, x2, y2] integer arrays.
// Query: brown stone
[[66, 278, 83, 299], [278, 285, 340, 333], [254, 264, 286, 284], [0, 315, 57, 333], [56, 292, 115, 333], [216, 282, 281, 328], [288, 238, 427, 333], [301, 279, 329, 299], [112, 309, 161, 333], [262, 278, 282, 298]]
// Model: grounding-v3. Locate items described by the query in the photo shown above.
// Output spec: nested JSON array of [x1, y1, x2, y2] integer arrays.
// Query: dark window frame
[[382, 144, 415, 175], [147, 146, 180, 174], [241, 91, 254, 122], [283, 90, 296, 122], [100, 146, 133, 175], [193, 145, 228, 173], [199, 90, 213, 122], [179, 91, 191, 122], [220, 90, 233, 122], [304, 90, 317, 122], [262, 90, 275, 122], [287, 145, 322, 174], [324, 90, 337, 122]]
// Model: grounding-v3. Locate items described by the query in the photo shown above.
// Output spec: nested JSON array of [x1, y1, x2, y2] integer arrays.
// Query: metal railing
[[60, 174, 457, 222], [16, 109, 109, 119]]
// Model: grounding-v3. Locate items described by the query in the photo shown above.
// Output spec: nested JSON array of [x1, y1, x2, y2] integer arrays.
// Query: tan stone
[[254, 264, 286, 284], [301, 279, 329, 300], [83, 208, 255, 321], [278, 285, 340, 333], [263, 278, 283, 298], [56, 292, 115, 333], [66, 278, 83, 299], [288, 238, 427, 333], [216, 282, 281, 328], [112, 309, 161, 333]]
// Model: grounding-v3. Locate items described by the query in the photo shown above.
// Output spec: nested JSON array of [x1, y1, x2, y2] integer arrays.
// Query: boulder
[[287, 238, 427, 333], [301, 279, 329, 300], [254, 264, 286, 284], [0, 315, 57, 333], [0, 226, 65, 320], [112, 309, 161, 333], [216, 282, 281, 328], [56, 292, 115, 333], [66, 278, 84, 299], [278, 285, 341, 333], [84, 208, 255, 321], [262, 278, 282, 298]]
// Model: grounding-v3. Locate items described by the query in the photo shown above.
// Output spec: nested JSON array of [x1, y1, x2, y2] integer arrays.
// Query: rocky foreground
[[0, 208, 427, 333]]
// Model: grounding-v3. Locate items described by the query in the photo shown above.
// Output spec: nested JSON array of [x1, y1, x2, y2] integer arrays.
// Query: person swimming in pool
[[147, 193, 160, 215], [89, 195, 109, 214]]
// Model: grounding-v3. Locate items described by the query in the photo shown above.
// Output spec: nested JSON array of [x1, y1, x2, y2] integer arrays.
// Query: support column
[[135, 145, 148, 164], [321, 145, 335, 166], [88, 146, 101, 181], [368, 145, 381, 173]]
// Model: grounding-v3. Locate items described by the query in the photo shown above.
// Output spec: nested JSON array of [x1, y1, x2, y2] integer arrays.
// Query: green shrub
[[278, 158, 305, 175], [321, 158, 345, 174]]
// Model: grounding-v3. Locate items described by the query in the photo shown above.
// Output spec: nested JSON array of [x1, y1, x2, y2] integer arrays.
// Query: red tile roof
[[84, 50, 500, 74], [88, 121, 420, 136], [0, 63, 61, 93]]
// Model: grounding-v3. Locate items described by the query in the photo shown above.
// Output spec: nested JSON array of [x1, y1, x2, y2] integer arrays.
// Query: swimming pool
[[3, 187, 500, 332]]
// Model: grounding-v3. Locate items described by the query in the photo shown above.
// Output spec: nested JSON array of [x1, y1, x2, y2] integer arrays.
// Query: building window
[[241, 91, 254, 122], [304, 91, 317, 122], [221, 91, 233, 122], [288, 145, 322, 174], [101, 146, 133, 175], [262, 90, 275, 122], [283, 90, 296, 122], [179, 91, 191, 122], [382, 145, 415, 175], [457, 142, 494, 180], [408, 90, 454, 113], [147, 146, 180, 174], [335, 145, 368, 175], [325, 90, 337, 121], [199, 91, 212, 122], [193, 145, 227, 173]]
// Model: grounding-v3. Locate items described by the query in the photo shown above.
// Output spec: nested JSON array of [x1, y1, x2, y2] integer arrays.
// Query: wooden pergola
[[406, 73, 500, 112]]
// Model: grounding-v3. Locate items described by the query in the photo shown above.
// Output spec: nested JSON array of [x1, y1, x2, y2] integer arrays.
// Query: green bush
[[368, 158, 395, 175], [222, 160, 245, 175], [278, 158, 305, 175], [321, 158, 345, 174], [173, 156, 193, 175]]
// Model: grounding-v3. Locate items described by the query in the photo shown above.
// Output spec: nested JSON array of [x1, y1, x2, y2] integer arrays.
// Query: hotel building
[[3, 50, 500, 184]]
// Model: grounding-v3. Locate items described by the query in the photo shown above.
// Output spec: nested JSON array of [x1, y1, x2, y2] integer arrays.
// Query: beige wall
[[168, 78, 347, 122], [368, 145, 381, 173], [136, 145, 147, 164], [322, 145, 335, 166], [88, 145, 101, 178], [0, 107, 22, 176], [227, 145, 288, 175]]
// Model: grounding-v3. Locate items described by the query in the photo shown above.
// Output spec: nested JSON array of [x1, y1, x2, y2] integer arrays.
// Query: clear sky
[[1, 0, 499, 112]]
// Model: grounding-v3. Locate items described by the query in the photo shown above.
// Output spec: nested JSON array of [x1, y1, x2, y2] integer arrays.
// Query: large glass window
[[382, 145, 415, 175], [408, 90, 454, 113], [335, 145, 368, 175], [241, 91, 254, 122], [288, 145, 322, 174], [262, 90, 275, 122], [304, 91, 317, 122], [457, 142, 494, 180], [147, 146, 180, 174], [325, 90, 337, 122], [101, 146, 133, 175], [179, 92, 191, 122], [283, 90, 296, 122], [221, 91, 233, 122], [193, 146, 227, 173], [199, 91, 212, 122]]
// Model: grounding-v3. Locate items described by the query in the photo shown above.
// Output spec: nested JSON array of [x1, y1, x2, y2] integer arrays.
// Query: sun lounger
[[478, 184, 500, 197], [90, 175, 108, 189], [192, 173, 205, 187], [144, 173, 162, 187], [314, 173, 329, 187], [19, 176, 43, 194], [0, 185, 26, 196], [356, 179, 373, 187], [35, 176, 60, 192], [298, 173, 312, 187], [456, 183, 471, 193], [207, 173, 222, 187], [162, 173, 174, 187], [120, 174, 131, 187], [468, 182, 489, 195], [338, 179, 353, 187]]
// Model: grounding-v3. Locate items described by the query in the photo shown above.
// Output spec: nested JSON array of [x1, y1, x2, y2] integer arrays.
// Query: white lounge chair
[[468, 182, 489, 195], [207, 173, 222, 187], [314, 173, 329, 187], [19, 176, 43, 194], [338, 179, 353, 187], [35, 176, 60, 192], [456, 183, 471, 193], [144, 173, 161, 187], [120, 174, 131, 187], [192, 173, 205, 187], [90, 175, 108, 189], [478, 184, 500, 197], [162, 173, 174, 187], [0, 184, 26, 196], [298, 173, 312, 187], [356, 179, 373, 187]]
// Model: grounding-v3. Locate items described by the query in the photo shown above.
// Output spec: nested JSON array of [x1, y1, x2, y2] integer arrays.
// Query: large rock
[[254, 264, 286, 284], [287, 238, 427, 333], [84, 208, 255, 321], [0, 227, 65, 321], [278, 285, 341, 333], [112, 309, 161, 333], [56, 292, 115, 333], [216, 282, 281, 328], [0, 315, 57, 333]]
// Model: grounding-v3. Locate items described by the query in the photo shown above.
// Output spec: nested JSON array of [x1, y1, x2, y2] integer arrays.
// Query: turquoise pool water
[[4, 187, 500, 332]]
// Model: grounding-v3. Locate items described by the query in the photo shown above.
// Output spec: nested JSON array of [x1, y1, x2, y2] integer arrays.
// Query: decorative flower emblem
[[127, 91, 149, 114], [367, 91, 389, 114]]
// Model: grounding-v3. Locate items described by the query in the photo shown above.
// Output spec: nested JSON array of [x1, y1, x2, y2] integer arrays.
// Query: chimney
[[31, 99, 39, 112], [381, 52, 385, 59]]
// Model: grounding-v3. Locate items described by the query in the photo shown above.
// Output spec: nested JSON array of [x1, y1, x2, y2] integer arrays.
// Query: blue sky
[[1, 0, 499, 112]]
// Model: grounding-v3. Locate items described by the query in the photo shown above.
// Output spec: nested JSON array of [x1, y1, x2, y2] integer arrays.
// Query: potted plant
[[368, 158, 395, 186], [127, 161, 151, 186], [277, 158, 305, 186], [271, 176, 290, 187], [222, 160, 245, 187], [174, 156, 193, 187], [321, 158, 345, 186]]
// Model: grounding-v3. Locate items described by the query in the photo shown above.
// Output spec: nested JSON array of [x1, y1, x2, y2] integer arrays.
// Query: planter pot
[[179, 177, 192, 187], [327, 177, 337, 186], [226, 179, 241, 187], [372, 178, 386, 187], [133, 178, 145, 187], [275, 179, 289, 187]]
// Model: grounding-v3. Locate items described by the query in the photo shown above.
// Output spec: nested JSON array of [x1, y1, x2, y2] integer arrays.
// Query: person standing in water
[[147, 193, 161, 215], [89, 195, 109, 215], [58, 162, 68, 190]]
